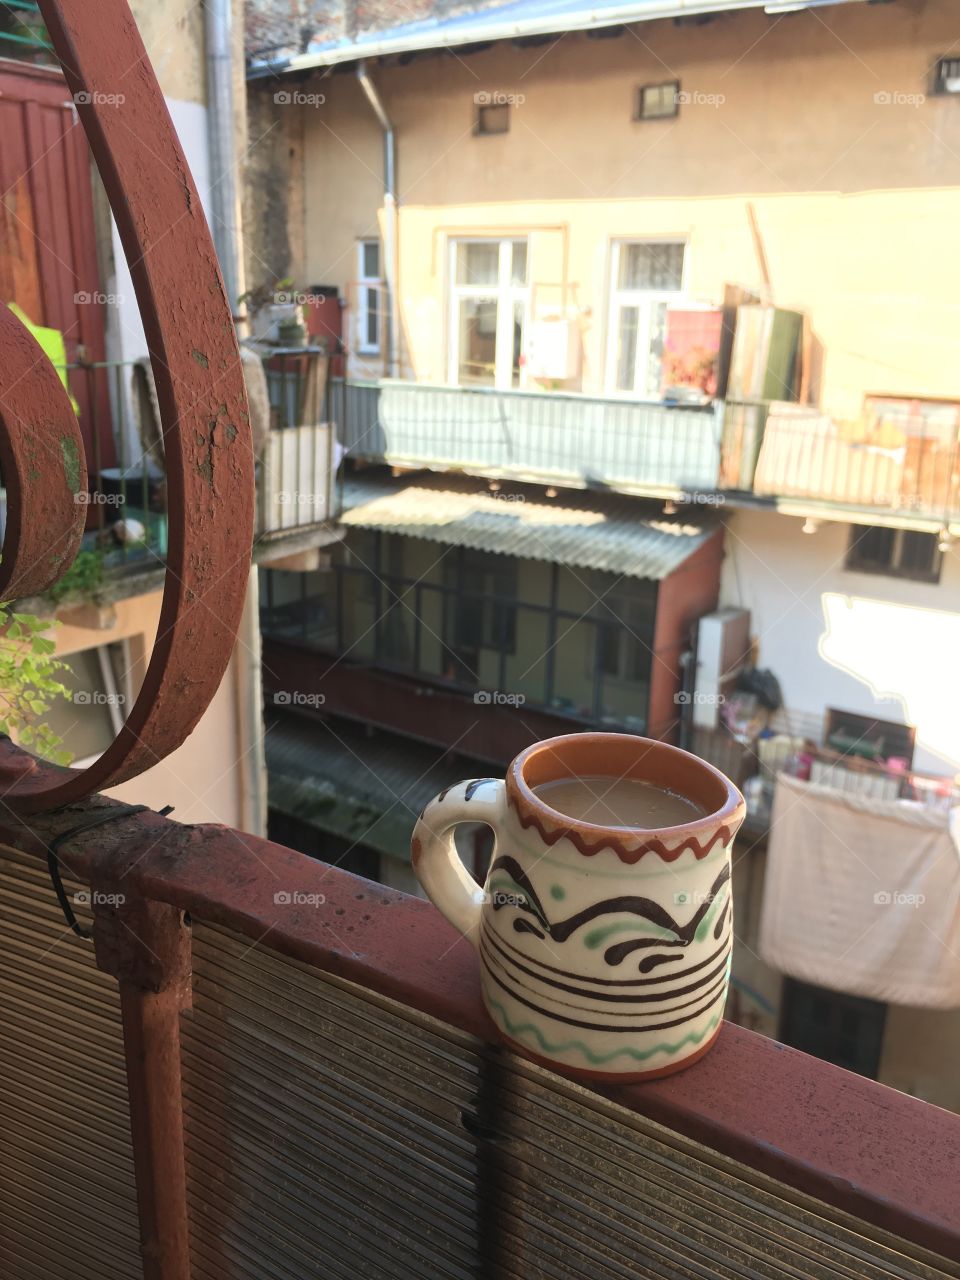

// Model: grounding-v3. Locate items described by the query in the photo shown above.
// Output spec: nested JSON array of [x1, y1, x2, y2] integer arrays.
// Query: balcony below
[[7, 357, 343, 613]]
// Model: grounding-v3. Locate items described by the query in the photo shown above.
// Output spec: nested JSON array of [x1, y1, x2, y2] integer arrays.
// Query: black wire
[[46, 802, 175, 938]]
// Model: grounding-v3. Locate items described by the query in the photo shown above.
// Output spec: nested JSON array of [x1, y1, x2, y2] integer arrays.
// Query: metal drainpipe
[[205, 0, 243, 314], [206, 0, 267, 837], [356, 60, 400, 378]]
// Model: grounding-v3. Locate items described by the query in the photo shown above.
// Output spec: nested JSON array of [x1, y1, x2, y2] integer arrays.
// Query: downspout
[[205, 0, 243, 316], [356, 60, 400, 378], [206, 0, 268, 837]]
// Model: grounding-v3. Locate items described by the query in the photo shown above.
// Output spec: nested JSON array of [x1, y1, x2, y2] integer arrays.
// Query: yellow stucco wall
[[285, 0, 960, 416]]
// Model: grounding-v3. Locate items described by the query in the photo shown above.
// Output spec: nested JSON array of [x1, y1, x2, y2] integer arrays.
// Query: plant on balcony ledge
[[44, 548, 104, 606]]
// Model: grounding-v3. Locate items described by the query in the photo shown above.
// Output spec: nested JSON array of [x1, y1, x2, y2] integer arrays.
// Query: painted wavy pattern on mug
[[482, 945, 730, 1032], [482, 922, 731, 1007], [487, 996, 724, 1066], [485, 921, 729, 986], [489, 854, 730, 967]]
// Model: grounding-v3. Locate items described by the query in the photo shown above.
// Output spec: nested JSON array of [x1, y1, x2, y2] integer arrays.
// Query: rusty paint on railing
[[0, 0, 254, 812]]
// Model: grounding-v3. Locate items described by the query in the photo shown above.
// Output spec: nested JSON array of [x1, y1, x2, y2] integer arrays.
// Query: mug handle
[[412, 778, 506, 946]]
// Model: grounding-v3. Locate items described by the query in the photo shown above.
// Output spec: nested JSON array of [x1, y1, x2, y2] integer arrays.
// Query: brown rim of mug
[[506, 732, 746, 864]]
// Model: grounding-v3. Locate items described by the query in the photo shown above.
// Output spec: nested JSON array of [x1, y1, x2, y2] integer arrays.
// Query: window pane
[[40, 649, 116, 762], [511, 300, 525, 388], [362, 241, 379, 279], [510, 240, 528, 285], [615, 305, 639, 391], [379, 595, 413, 666], [644, 300, 668, 397], [456, 241, 499, 286], [899, 530, 938, 577], [365, 285, 379, 347], [639, 82, 679, 120], [503, 606, 549, 705], [598, 626, 621, 677], [599, 667, 648, 731], [552, 618, 597, 719], [458, 297, 498, 385], [261, 567, 336, 647], [850, 525, 895, 568], [618, 242, 684, 291]]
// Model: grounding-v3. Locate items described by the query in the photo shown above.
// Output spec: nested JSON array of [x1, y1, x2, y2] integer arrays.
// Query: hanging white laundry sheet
[[759, 773, 960, 1008]]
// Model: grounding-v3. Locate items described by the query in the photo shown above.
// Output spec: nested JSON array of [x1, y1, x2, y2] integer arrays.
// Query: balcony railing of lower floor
[[6, 360, 342, 601], [338, 379, 960, 527], [1, 739, 959, 1279], [341, 377, 723, 499], [691, 724, 960, 844]]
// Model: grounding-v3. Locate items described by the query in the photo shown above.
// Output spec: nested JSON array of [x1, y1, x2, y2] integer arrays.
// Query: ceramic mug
[[412, 732, 746, 1081]]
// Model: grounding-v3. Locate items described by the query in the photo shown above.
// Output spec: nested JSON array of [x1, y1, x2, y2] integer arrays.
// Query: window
[[446, 549, 517, 660], [297, 535, 653, 729], [40, 642, 131, 766], [824, 708, 916, 768], [380, 537, 414, 666], [356, 239, 381, 354], [845, 525, 942, 583], [475, 102, 510, 135], [592, 583, 656, 684], [935, 57, 960, 94], [607, 240, 685, 397], [779, 978, 887, 1079], [449, 238, 529, 388], [636, 81, 679, 120]]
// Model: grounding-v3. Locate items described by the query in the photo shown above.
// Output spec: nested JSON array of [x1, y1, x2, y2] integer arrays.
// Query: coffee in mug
[[412, 732, 745, 1081], [532, 776, 705, 828]]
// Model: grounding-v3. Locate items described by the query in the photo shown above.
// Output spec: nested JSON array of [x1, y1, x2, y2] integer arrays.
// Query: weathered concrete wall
[[243, 82, 305, 297], [244, 0, 505, 62], [128, 0, 207, 103]]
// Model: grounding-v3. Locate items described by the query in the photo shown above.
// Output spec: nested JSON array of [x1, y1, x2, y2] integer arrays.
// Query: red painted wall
[[263, 639, 590, 766], [0, 58, 113, 464]]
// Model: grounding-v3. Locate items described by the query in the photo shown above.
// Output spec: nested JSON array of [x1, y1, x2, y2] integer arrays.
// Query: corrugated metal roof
[[249, 0, 867, 75], [340, 472, 716, 580], [266, 712, 485, 861]]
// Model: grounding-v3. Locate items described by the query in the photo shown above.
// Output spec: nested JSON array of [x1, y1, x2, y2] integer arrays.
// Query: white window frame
[[605, 238, 687, 399], [356, 239, 381, 355], [447, 237, 530, 390]]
